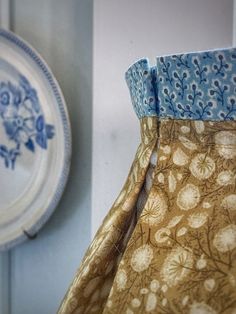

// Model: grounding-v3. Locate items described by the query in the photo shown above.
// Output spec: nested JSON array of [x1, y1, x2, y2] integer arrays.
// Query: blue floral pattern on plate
[[0, 75, 55, 169], [126, 48, 236, 120]]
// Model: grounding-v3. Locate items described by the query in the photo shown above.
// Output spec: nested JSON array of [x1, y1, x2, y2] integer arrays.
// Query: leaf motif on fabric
[[179, 135, 197, 150], [173, 147, 189, 166], [168, 170, 177, 192], [194, 120, 205, 134], [215, 131, 236, 159], [130, 244, 153, 273], [141, 190, 168, 225]]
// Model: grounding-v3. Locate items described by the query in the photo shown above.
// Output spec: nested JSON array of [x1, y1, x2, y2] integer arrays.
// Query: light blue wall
[[0, 1, 93, 313]]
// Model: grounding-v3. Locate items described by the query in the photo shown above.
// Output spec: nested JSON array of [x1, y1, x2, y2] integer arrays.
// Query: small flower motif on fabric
[[140, 288, 149, 295], [177, 173, 183, 181], [149, 279, 160, 292], [217, 170, 235, 186], [180, 125, 190, 134], [221, 194, 236, 211], [187, 212, 208, 229], [157, 172, 165, 183], [115, 269, 127, 291], [160, 145, 171, 155], [189, 154, 215, 180], [213, 224, 236, 253], [130, 244, 153, 273], [204, 278, 215, 292], [145, 292, 157, 312], [215, 131, 236, 159], [131, 298, 141, 308], [177, 184, 200, 211], [161, 284, 168, 293], [189, 302, 217, 314], [160, 247, 193, 287], [196, 255, 207, 270], [202, 202, 212, 209]]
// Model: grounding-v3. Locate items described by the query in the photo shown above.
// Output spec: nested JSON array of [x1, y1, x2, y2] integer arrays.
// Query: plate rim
[[0, 28, 72, 251]]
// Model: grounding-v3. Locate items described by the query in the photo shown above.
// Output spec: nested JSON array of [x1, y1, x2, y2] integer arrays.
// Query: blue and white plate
[[0, 29, 71, 250]]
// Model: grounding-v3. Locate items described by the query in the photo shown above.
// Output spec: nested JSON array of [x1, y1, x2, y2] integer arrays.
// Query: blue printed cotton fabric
[[125, 59, 158, 118], [126, 48, 236, 121], [156, 48, 236, 120], [59, 47, 236, 314]]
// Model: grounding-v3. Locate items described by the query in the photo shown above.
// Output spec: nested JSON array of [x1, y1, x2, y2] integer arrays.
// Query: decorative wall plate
[[0, 29, 71, 250]]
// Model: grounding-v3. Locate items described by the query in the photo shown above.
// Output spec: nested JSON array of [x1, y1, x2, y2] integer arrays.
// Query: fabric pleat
[[58, 117, 158, 314], [103, 119, 236, 314], [58, 47, 236, 314]]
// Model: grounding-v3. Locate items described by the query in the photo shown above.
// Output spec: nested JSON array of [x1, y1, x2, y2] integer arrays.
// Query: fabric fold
[[103, 118, 236, 314], [59, 46, 236, 314], [58, 117, 158, 314], [125, 59, 158, 119]]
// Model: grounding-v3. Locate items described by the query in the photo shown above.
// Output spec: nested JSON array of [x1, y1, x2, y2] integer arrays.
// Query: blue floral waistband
[[125, 48, 236, 120]]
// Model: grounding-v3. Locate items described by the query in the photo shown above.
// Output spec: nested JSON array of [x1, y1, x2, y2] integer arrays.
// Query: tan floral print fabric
[[58, 117, 158, 314], [103, 119, 236, 314]]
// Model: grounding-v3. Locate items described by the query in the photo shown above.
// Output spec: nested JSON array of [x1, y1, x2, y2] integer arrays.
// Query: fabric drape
[[58, 48, 236, 314], [58, 117, 158, 313], [103, 119, 236, 314]]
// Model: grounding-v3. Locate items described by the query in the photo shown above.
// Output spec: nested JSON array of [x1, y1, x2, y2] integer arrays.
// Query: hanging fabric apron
[[58, 48, 236, 314]]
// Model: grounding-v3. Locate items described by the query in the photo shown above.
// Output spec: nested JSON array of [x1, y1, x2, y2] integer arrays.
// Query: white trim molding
[[0, 0, 10, 30], [0, 253, 10, 314]]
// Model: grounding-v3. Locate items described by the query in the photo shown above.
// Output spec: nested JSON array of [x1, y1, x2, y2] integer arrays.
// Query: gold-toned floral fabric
[[103, 119, 236, 314], [58, 117, 158, 314], [59, 117, 236, 314]]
